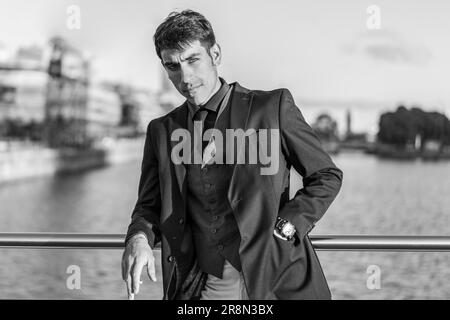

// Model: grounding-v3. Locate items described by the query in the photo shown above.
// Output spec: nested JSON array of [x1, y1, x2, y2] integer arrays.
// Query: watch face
[[282, 223, 295, 237]]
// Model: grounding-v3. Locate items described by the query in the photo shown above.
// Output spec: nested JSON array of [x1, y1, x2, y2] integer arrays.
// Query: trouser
[[200, 260, 249, 300]]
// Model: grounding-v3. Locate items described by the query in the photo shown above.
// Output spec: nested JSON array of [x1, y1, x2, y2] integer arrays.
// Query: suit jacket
[[125, 82, 343, 300]]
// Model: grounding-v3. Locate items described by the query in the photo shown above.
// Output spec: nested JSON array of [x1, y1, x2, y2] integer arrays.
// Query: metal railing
[[1, 233, 450, 251]]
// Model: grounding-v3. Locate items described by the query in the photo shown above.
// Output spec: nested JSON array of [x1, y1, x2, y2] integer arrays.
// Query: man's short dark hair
[[154, 10, 216, 60]]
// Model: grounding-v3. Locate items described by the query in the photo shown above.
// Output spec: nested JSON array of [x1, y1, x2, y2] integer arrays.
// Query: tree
[[378, 105, 450, 147]]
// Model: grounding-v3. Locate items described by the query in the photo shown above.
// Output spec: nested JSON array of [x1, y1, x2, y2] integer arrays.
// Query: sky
[[1, 0, 450, 132]]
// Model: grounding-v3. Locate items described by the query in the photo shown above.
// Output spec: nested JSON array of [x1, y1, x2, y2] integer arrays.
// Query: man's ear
[[209, 43, 222, 66]]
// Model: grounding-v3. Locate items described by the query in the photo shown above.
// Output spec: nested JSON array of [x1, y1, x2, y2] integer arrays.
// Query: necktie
[[193, 108, 209, 162]]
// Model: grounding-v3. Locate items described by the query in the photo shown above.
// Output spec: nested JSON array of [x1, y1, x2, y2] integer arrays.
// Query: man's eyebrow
[[163, 53, 201, 66], [183, 53, 201, 60]]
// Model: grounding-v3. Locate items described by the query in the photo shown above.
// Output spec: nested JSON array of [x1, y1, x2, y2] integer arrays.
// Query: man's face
[[161, 40, 221, 105]]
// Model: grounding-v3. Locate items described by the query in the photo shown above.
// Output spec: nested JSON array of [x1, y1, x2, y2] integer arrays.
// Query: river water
[[1, 152, 449, 299]]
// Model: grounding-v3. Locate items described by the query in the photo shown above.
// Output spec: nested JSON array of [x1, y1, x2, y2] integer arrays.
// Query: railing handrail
[[1, 233, 450, 251]]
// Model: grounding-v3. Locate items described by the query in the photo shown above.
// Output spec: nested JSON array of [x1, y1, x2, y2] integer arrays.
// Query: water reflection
[[1, 153, 450, 299]]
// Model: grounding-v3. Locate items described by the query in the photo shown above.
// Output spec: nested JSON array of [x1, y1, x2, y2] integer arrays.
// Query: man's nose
[[179, 65, 194, 86]]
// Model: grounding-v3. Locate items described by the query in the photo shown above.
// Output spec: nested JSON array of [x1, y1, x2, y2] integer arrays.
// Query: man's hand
[[121, 234, 157, 300]]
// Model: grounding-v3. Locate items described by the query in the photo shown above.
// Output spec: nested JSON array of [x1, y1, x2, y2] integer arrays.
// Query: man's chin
[[187, 95, 207, 106]]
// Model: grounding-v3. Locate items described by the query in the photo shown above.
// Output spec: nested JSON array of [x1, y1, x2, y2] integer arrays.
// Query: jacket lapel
[[169, 102, 188, 199], [168, 82, 254, 204], [226, 83, 254, 207]]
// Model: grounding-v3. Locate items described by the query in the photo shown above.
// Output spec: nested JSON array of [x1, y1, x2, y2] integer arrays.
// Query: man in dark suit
[[121, 9, 343, 300]]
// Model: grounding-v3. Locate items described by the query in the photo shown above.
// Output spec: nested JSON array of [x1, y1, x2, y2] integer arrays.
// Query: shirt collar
[[187, 77, 230, 120]]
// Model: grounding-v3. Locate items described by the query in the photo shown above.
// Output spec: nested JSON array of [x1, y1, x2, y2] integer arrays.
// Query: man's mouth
[[183, 85, 201, 94]]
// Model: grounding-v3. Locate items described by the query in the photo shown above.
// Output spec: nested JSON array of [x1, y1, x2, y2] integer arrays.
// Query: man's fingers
[[121, 255, 129, 281], [147, 256, 157, 282], [123, 252, 134, 299], [126, 275, 134, 300], [131, 259, 145, 294]]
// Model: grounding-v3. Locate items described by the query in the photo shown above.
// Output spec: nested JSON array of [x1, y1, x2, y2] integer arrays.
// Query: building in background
[[0, 37, 171, 149], [341, 109, 370, 151]]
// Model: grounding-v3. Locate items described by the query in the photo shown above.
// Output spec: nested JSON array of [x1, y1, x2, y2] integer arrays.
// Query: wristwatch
[[275, 217, 296, 241]]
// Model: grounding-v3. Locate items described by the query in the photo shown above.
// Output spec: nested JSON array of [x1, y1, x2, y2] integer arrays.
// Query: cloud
[[342, 30, 431, 65]]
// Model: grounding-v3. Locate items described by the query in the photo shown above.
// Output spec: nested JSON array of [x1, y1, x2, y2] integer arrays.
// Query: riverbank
[[0, 137, 144, 184], [366, 143, 450, 161]]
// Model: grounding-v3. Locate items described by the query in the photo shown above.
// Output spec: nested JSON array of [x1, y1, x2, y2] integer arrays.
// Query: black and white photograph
[[1, 0, 450, 304]]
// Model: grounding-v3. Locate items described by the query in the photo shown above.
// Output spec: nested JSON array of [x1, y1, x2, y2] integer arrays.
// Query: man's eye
[[167, 65, 178, 71], [188, 59, 199, 63]]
